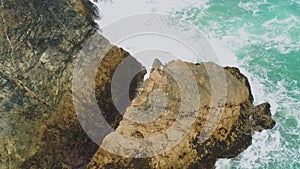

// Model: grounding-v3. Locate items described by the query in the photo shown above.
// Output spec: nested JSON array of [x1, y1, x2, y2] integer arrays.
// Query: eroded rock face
[[88, 60, 276, 169]]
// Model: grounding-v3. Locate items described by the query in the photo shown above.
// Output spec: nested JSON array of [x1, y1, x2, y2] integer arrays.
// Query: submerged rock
[[88, 60, 276, 168]]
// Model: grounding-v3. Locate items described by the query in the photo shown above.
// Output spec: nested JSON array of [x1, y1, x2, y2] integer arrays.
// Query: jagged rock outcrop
[[88, 60, 276, 169]]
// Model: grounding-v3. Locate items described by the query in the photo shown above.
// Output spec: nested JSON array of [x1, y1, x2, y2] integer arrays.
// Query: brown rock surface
[[88, 60, 276, 169]]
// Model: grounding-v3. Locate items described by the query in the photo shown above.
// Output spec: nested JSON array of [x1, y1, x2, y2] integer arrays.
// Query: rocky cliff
[[0, 0, 102, 168], [0, 0, 275, 168]]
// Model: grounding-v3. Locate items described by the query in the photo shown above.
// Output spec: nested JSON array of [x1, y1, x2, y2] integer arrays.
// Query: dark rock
[[252, 102, 276, 131], [95, 46, 146, 129]]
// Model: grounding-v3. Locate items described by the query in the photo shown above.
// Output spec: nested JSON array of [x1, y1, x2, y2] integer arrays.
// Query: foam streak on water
[[92, 0, 300, 168]]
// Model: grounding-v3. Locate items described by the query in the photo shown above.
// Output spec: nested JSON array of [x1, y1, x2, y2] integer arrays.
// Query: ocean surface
[[92, 0, 300, 168]]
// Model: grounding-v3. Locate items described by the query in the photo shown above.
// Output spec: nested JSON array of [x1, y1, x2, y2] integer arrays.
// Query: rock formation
[[87, 61, 275, 168], [0, 0, 275, 168]]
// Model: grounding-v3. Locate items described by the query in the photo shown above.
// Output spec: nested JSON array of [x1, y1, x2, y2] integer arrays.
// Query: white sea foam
[[95, 0, 209, 28], [238, 0, 268, 16]]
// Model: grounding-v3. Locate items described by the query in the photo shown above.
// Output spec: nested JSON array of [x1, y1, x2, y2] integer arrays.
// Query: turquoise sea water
[[95, 0, 300, 168]]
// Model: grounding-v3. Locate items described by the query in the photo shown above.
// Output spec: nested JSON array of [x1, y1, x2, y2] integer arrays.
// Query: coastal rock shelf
[[0, 0, 275, 168]]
